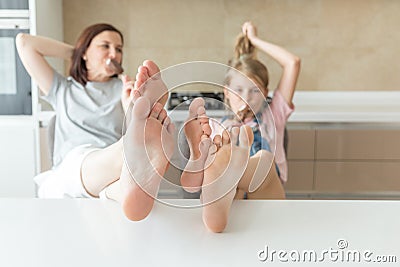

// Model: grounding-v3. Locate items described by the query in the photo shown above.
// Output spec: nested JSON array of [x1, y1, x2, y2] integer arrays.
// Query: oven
[[0, 0, 31, 115]]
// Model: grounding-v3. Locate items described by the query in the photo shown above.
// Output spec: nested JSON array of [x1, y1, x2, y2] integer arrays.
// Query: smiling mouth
[[106, 58, 124, 74]]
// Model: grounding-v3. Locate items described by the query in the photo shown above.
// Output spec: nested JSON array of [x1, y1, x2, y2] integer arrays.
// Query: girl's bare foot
[[180, 98, 212, 192], [121, 96, 175, 221], [202, 126, 254, 233]]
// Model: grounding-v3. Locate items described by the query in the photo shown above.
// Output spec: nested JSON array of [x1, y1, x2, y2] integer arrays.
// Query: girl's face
[[225, 72, 267, 117], [84, 30, 123, 82]]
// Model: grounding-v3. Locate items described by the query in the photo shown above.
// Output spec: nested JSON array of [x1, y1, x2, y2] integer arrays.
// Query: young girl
[[219, 21, 300, 193], [181, 21, 300, 232]]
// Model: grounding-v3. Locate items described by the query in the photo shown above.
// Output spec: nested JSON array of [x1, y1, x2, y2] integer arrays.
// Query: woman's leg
[[120, 96, 175, 221], [81, 141, 123, 197], [80, 60, 168, 197]]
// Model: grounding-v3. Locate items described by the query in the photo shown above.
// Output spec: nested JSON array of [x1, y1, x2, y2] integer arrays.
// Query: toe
[[213, 135, 222, 147], [208, 143, 218, 155], [188, 97, 205, 118], [164, 117, 175, 134], [149, 102, 163, 119], [143, 60, 161, 78], [222, 130, 230, 145], [135, 67, 149, 83], [230, 127, 240, 146], [197, 107, 209, 125], [239, 125, 254, 148], [132, 97, 151, 120], [157, 109, 168, 123], [202, 123, 212, 136], [199, 137, 212, 158], [163, 116, 171, 128]]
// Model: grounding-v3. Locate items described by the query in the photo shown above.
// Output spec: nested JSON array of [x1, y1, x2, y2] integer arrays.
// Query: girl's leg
[[237, 150, 285, 199], [234, 188, 246, 199], [202, 126, 253, 233], [180, 98, 212, 193]]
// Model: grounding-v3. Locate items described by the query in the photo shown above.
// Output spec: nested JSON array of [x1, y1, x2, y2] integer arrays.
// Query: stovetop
[[168, 91, 225, 110]]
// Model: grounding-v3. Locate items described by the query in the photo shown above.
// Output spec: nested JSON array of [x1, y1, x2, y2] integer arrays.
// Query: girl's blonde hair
[[224, 33, 269, 91]]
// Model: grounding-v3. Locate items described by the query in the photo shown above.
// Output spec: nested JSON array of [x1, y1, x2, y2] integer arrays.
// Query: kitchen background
[[1, 0, 400, 199], [62, 0, 400, 92]]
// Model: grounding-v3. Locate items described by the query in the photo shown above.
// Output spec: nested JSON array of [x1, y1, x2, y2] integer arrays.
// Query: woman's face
[[83, 30, 123, 82], [225, 72, 267, 117]]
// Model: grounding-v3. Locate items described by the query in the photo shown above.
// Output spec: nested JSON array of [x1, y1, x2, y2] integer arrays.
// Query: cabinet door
[[0, 121, 35, 197], [316, 129, 400, 160], [315, 162, 400, 193], [285, 161, 314, 192], [287, 128, 315, 160], [285, 128, 315, 194]]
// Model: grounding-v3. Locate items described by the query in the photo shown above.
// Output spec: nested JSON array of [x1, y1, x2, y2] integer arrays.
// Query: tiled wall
[[63, 0, 400, 91]]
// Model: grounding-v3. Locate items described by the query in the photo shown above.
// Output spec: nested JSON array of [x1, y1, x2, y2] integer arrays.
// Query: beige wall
[[63, 0, 400, 91]]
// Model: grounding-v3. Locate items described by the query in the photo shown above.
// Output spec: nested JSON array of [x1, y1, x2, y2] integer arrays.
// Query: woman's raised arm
[[16, 33, 74, 95]]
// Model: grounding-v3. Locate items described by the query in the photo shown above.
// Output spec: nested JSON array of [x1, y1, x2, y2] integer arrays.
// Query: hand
[[121, 74, 140, 115], [242, 21, 258, 41]]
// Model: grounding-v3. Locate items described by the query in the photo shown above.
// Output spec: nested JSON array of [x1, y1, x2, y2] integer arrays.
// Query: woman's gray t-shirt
[[42, 70, 124, 167]]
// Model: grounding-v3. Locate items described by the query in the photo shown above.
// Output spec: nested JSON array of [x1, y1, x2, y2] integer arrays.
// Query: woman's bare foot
[[180, 98, 212, 193], [121, 96, 175, 221], [135, 60, 169, 106], [202, 126, 254, 233]]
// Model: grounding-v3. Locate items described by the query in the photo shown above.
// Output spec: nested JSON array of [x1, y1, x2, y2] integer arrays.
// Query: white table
[[0, 199, 399, 267]]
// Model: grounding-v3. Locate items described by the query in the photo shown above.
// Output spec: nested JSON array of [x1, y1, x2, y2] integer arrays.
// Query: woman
[[16, 24, 168, 205]]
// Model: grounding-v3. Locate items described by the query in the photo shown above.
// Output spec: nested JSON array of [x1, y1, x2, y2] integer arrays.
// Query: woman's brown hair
[[69, 23, 124, 86]]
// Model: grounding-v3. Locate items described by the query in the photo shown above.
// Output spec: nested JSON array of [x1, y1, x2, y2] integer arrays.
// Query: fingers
[[242, 21, 256, 38], [122, 74, 134, 94], [131, 90, 141, 103]]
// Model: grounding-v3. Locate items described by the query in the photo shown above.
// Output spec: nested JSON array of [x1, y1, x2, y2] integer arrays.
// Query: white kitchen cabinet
[[0, 118, 36, 196], [0, 0, 62, 197]]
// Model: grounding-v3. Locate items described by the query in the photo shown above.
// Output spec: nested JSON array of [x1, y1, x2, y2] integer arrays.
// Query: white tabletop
[[0, 199, 399, 267]]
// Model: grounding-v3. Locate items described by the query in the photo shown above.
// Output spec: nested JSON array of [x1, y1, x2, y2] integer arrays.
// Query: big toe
[[132, 97, 151, 120], [188, 97, 205, 118], [143, 60, 160, 78], [239, 125, 254, 148]]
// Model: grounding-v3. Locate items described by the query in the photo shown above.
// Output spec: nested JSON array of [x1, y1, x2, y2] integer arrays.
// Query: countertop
[[0, 198, 399, 266], [37, 91, 400, 125], [168, 91, 400, 123]]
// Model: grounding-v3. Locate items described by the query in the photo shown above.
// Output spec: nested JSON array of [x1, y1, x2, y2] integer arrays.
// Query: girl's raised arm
[[243, 22, 300, 105]]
